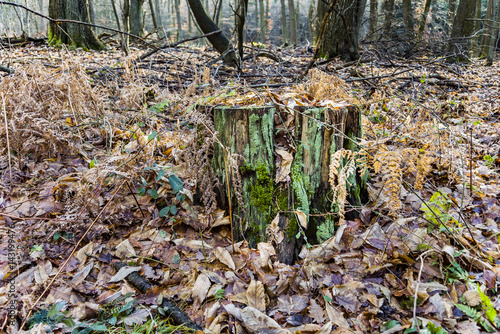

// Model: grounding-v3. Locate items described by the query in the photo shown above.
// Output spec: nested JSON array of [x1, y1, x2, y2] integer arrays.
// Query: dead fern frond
[[329, 149, 356, 224]]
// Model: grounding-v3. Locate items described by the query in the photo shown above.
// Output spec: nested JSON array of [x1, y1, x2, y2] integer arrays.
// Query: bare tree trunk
[[485, 0, 499, 65], [447, 0, 457, 34], [280, 0, 288, 44], [308, 0, 316, 42], [288, 0, 296, 44], [259, 0, 266, 42], [235, 0, 248, 58], [448, 0, 476, 59], [317, 0, 366, 61], [187, 0, 240, 66], [417, 0, 432, 39], [111, 0, 122, 30], [48, 0, 103, 49], [130, 0, 146, 36], [383, 0, 395, 37], [175, 0, 182, 39], [480, 0, 495, 56], [369, 0, 378, 38], [471, 0, 482, 55], [122, 0, 130, 54], [402, 0, 414, 38]]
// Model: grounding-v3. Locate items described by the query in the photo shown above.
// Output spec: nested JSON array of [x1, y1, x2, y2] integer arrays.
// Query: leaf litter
[[0, 44, 499, 334]]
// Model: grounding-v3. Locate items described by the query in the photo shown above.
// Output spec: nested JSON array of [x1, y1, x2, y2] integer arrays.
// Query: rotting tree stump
[[206, 104, 366, 264]]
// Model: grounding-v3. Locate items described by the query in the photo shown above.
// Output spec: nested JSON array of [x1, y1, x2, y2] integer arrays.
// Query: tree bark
[[447, 0, 476, 59], [383, 0, 395, 37], [187, 0, 240, 66], [369, 0, 378, 38], [209, 105, 365, 264], [235, 0, 248, 60], [471, 0, 482, 55], [485, 0, 500, 65], [259, 0, 266, 42], [130, 0, 146, 36], [122, 0, 131, 54], [480, 0, 496, 57], [175, 0, 182, 39], [288, 0, 297, 44], [402, 0, 414, 38], [316, 0, 366, 61], [447, 0, 457, 34], [417, 0, 432, 39], [280, 0, 288, 44], [48, 0, 104, 50]]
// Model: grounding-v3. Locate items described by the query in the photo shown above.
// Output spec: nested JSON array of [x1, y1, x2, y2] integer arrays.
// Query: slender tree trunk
[[402, 0, 414, 38], [417, 0, 433, 39], [383, 0, 395, 37], [259, 0, 266, 42], [448, 0, 477, 59], [480, 0, 495, 56], [447, 0, 458, 34], [175, 0, 182, 39], [111, 0, 122, 30], [280, 0, 288, 44], [308, 0, 316, 42], [369, 0, 378, 38], [122, 0, 131, 54], [471, 0, 482, 55], [187, 0, 240, 66], [254, 0, 258, 38], [288, 0, 296, 44], [486, 0, 499, 65], [235, 0, 248, 58]]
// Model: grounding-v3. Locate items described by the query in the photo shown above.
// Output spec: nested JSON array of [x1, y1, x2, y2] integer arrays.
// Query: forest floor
[[0, 41, 499, 334]]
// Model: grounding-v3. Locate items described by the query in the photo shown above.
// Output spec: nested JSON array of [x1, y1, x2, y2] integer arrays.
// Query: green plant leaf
[[159, 230, 167, 238], [382, 320, 400, 331], [148, 131, 157, 142], [156, 169, 165, 181], [159, 206, 170, 217], [168, 174, 183, 193], [89, 158, 96, 169], [53, 232, 62, 241], [148, 189, 159, 199], [170, 205, 178, 215], [138, 187, 146, 196]]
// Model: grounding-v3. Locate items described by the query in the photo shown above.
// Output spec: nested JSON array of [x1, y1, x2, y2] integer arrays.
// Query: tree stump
[[208, 104, 366, 264]]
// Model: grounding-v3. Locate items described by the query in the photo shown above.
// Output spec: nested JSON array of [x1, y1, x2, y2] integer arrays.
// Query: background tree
[[129, 0, 146, 36], [48, 0, 103, 49], [187, 0, 239, 66], [316, 0, 366, 61], [448, 0, 477, 58]]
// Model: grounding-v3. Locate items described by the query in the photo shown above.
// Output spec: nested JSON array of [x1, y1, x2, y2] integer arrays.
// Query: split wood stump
[[207, 104, 366, 264]]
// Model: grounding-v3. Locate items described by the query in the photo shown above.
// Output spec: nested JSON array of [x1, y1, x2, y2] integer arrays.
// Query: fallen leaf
[[246, 280, 266, 312], [192, 272, 211, 306], [108, 266, 141, 283], [215, 247, 235, 270]]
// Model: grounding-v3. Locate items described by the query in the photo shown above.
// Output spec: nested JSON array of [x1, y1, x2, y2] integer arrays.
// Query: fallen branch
[[112, 261, 203, 331]]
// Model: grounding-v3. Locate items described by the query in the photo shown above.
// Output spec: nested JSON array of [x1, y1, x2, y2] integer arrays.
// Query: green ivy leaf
[[148, 189, 159, 199], [138, 187, 146, 196], [53, 232, 62, 241], [159, 206, 170, 217], [156, 169, 165, 181], [170, 205, 178, 215], [148, 131, 157, 142], [168, 174, 183, 194]]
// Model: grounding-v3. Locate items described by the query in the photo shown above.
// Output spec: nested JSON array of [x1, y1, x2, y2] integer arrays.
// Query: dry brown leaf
[[463, 290, 481, 306], [76, 242, 94, 265], [192, 272, 211, 306], [239, 306, 290, 334], [308, 299, 326, 324], [215, 246, 236, 270], [325, 302, 350, 329], [246, 280, 266, 312]]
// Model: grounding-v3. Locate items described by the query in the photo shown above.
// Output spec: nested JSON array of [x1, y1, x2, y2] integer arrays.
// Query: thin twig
[[1, 93, 12, 187], [127, 181, 145, 218], [413, 249, 433, 330]]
